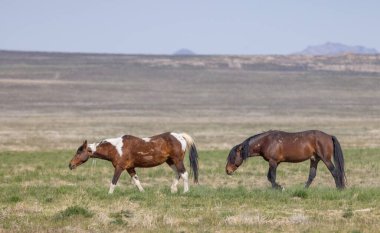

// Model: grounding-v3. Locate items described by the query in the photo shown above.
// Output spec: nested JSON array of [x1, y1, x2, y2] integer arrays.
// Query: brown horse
[[69, 132, 198, 193], [226, 130, 346, 189]]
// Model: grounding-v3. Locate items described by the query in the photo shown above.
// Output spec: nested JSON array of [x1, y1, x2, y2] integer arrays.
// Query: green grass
[[1, 149, 380, 232], [54, 205, 94, 220]]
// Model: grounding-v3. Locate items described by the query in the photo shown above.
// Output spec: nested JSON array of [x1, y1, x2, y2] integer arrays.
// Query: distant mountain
[[297, 42, 378, 55], [173, 48, 195, 56]]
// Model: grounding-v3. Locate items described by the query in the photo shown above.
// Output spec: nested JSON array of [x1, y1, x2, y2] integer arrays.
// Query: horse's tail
[[332, 135, 346, 189], [181, 133, 199, 183]]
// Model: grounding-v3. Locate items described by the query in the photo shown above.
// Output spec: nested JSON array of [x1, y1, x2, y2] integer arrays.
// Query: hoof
[[171, 188, 178, 193], [273, 185, 284, 191]]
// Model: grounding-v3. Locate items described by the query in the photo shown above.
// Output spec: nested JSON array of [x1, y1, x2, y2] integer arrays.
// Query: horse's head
[[69, 140, 92, 170], [225, 144, 244, 175]]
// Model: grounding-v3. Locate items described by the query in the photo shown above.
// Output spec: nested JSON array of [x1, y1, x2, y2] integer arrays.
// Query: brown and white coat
[[69, 132, 198, 193]]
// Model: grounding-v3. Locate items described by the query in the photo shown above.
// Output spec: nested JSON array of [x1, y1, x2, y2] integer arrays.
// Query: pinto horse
[[69, 132, 198, 193], [226, 130, 346, 189]]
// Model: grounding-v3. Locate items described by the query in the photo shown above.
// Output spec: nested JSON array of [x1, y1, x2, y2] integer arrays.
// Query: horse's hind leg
[[166, 160, 180, 193], [305, 157, 320, 188], [173, 160, 189, 193], [127, 168, 144, 192], [321, 159, 340, 188], [318, 139, 343, 189], [267, 160, 283, 190]]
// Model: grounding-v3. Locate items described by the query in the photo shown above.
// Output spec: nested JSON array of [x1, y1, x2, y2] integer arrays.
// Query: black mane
[[227, 144, 240, 164], [77, 145, 84, 153], [227, 132, 268, 164], [241, 131, 268, 160]]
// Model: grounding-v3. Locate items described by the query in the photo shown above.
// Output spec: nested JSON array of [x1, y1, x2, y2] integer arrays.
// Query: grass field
[[1, 148, 380, 233]]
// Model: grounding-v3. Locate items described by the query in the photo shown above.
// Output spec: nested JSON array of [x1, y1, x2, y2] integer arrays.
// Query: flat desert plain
[[0, 51, 380, 232], [1, 51, 380, 151]]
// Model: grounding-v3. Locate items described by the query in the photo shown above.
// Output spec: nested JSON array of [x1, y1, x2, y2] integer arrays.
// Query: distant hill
[[297, 42, 378, 55], [173, 48, 195, 56], [2, 49, 380, 73]]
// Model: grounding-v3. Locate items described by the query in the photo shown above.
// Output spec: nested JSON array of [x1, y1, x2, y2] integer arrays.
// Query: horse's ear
[[83, 140, 88, 148]]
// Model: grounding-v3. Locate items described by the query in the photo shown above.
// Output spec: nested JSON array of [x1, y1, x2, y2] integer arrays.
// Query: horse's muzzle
[[69, 164, 75, 170], [226, 164, 237, 175], [226, 168, 233, 175]]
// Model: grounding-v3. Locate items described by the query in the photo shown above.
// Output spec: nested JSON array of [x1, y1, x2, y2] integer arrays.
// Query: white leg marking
[[108, 183, 116, 194], [170, 165, 180, 193], [180, 171, 189, 193], [132, 175, 144, 192]]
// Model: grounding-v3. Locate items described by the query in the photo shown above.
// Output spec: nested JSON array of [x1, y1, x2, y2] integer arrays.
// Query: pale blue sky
[[1, 0, 379, 54]]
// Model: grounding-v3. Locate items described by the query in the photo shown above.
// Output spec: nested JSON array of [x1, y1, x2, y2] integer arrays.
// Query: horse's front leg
[[267, 160, 283, 190], [109, 166, 123, 194], [127, 168, 144, 192], [305, 157, 320, 188]]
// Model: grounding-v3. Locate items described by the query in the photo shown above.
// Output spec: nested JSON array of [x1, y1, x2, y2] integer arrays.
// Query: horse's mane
[[77, 145, 85, 153], [241, 131, 269, 160], [227, 131, 269, 164], [227, 144, 240, 164]]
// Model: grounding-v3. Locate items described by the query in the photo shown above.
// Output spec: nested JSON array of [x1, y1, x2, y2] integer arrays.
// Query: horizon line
[[1, 48, 379, 57]]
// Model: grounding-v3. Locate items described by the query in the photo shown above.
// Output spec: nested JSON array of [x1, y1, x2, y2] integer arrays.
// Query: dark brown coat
[[226, 130, 346, 189]]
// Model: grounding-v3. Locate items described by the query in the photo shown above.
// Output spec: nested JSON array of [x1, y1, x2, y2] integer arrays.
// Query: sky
[[1, 0, 379, 55]]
